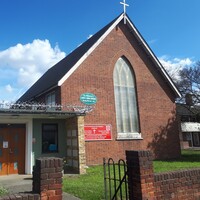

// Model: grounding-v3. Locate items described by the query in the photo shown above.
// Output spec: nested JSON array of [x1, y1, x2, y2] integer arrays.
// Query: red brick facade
[[126, 150, 200, 200], [59, 21, 181, 165], [33, 157, 63, 200]]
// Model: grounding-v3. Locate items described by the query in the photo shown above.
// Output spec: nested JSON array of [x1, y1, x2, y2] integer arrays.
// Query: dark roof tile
[[18, 14, 122, 102]]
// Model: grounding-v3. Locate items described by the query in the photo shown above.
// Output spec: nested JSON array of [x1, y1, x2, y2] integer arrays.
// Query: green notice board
[[80, 93, 97, 105]]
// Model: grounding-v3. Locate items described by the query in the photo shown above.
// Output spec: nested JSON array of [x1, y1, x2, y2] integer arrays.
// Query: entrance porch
[[0, 103, 87, 175]]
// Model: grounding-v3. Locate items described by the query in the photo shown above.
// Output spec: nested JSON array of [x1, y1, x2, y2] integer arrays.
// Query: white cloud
[[0, 39, 66, 101], [5, 84, 13, 93], [0, 39, 195, 102], [148, 39, 157, 45], [159, 56, 194, 81]]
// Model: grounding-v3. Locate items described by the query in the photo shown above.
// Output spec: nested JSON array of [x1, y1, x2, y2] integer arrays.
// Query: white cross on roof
[[120, 0, 129, 15]]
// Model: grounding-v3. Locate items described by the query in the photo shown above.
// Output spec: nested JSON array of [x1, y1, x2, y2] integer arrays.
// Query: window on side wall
[[42, 124, 58, 153], [113, 57, 141, 140], [45, 92, 56, 110]]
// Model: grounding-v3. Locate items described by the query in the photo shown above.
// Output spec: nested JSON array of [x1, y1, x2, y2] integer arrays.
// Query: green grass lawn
[[63, 166, 105, 200], [154, 150, 200, 173], [63, 150, 200, 200]]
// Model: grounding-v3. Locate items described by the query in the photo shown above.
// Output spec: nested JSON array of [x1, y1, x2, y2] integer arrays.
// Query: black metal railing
[[103, 158, 129, 200]]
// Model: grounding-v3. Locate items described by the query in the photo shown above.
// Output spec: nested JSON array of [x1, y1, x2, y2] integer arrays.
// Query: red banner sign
[[84, 124, 112, 141]]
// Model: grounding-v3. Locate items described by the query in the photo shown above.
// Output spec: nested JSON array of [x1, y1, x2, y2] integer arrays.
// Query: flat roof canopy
[[0, 102, 91, 119]]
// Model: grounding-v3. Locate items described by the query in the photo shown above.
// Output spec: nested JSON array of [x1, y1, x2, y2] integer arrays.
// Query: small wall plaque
[[3, 141, 8, 148]]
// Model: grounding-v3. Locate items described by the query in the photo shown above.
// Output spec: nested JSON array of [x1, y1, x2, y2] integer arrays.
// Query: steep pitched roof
[[18, 13, 181, 102]]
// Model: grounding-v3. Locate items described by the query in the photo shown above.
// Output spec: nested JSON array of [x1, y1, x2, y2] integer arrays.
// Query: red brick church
[[17, 13, 181, 167]]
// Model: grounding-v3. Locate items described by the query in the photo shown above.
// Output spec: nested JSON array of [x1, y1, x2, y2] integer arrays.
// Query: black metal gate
[[103, 158, 129, 200]]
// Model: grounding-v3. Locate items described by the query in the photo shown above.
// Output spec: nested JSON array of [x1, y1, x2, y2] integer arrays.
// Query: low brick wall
[[126, 150, 200, 200], [0, 193, 40, 200], [0, 157, 63, 200], [154, 169, 200, 199], [33, 157, 63, 200]]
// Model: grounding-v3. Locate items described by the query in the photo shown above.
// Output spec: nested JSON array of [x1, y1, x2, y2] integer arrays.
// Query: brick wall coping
[[126, 150, 153, 157], [154, 168, 200, 182], [35, 157, 63, 169]]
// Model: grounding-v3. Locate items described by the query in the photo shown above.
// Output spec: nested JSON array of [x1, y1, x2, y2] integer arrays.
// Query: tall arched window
[[114, 57, 141, 139]]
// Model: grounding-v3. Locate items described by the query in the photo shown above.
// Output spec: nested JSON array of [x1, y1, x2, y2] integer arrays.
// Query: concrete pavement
[[0, 175, 80, 200]]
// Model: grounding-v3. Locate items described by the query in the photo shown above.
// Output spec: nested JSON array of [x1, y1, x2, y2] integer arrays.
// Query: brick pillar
[[126, 151, 155, 200], [33, 157, 63, 200]]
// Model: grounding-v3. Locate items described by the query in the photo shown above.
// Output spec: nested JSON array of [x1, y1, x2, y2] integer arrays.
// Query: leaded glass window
[[114, 57, 140, 139]]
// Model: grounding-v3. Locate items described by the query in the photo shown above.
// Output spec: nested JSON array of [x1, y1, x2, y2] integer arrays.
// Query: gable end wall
[[58, 21, 181, 165]]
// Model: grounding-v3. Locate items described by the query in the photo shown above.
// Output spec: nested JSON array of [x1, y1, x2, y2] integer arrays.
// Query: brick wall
[[154, 170, 200, 199], [31, 19, 181, 165], [60, 20, 181, 164], [33, 157, 63, 200], [0, 193, 40, 200], [0, 158, 63, 200], [126, 150, 155, 199], [126, 150, 200, 200]]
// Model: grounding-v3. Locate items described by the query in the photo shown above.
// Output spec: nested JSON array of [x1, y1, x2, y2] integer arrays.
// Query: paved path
[[0, 175, 80, 200]]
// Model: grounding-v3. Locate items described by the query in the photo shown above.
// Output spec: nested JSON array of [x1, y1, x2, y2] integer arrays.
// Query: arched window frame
[[113, 57, 142, 140]]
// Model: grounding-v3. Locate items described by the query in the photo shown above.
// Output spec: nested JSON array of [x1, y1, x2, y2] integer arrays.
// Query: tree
[[175, 61, 200, 106]]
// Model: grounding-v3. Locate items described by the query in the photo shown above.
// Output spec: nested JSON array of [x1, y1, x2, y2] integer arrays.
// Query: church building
[[0, 13, 181, 175]]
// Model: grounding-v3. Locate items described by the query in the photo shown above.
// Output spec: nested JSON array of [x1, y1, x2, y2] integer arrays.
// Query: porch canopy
[[0, 102, 91, 118]]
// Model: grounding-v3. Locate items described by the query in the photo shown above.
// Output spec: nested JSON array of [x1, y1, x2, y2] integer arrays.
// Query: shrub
[[0, 186, 8, 196]]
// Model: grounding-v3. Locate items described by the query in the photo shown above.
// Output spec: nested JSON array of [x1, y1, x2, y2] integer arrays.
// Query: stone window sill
[[117, 132, 143, 140]]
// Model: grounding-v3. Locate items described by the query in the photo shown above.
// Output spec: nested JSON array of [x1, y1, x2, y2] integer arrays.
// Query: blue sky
[[0, 0, 199, 101]]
